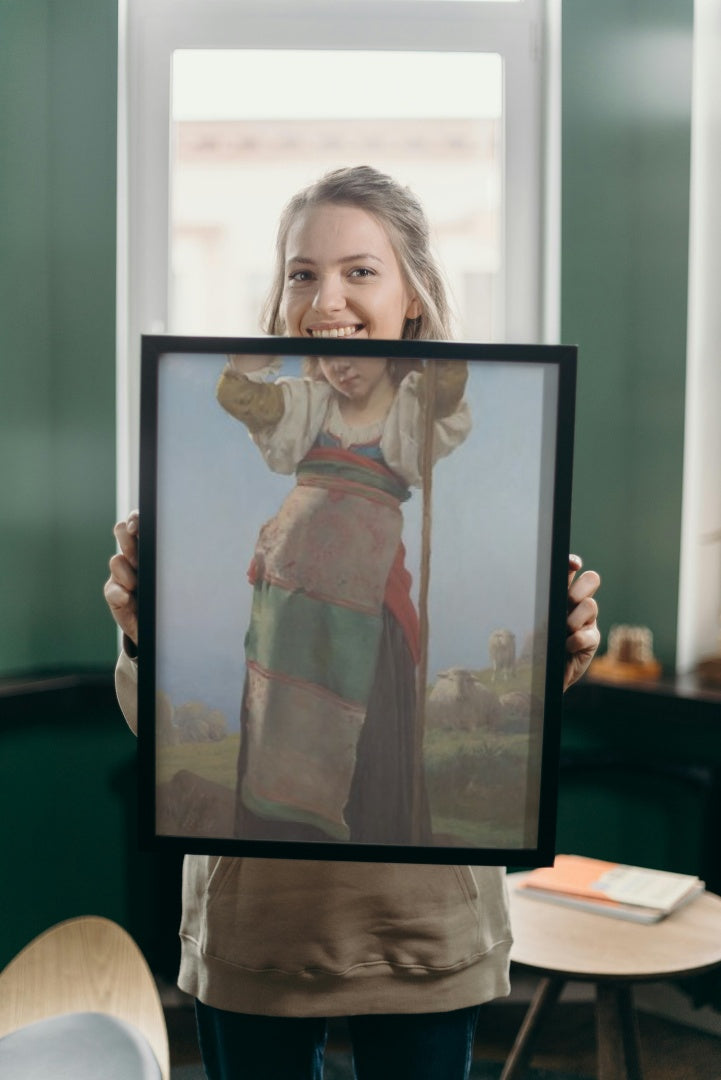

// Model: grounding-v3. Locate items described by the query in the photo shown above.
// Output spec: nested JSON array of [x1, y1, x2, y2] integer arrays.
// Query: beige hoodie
[[116, 651, 512, 1016]]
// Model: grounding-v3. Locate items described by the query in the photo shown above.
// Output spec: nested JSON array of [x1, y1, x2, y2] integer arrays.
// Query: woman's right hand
[[104, 510, 139, 646]]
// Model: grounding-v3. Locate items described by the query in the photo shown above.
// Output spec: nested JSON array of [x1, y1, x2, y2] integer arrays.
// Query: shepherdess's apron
[[240, 443, 417, 840]]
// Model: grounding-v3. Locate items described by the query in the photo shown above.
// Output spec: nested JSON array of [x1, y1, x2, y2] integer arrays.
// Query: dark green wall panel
[[0, 2, 55, 668], [0, 0, 118, 675], [0, 682, 183, 975], [559, 681, 721, 888], [562, 1, 693, 669]]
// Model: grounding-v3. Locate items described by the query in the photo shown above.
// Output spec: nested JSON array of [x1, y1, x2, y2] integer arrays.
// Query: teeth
[[311, 325, 359, 338]]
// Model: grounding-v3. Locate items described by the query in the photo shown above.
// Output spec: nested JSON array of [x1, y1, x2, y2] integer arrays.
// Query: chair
[[0, 915, 170, 1079]]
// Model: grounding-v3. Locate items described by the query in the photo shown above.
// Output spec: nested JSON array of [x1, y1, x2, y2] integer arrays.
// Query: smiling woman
[[282, 205, 421, 343], [262, 168, 453, 342]]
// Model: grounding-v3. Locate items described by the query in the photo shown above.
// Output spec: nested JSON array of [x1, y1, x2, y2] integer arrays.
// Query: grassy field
[[156, 734, 240, 788], [421, 659, 544, 846], [423, 725, 537, 848], [156, 667, 541, 850], [156, 727, 536, 847]]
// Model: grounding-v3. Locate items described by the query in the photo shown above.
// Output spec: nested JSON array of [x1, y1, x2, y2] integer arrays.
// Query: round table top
[[508, 871, 721, 981]]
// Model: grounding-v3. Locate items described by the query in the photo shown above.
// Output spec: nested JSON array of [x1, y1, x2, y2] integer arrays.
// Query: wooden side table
[[502, 873, 721, 1080]]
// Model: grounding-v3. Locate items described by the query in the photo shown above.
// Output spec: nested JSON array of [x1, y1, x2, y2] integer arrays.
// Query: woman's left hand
[[564, 554, 601, 691]]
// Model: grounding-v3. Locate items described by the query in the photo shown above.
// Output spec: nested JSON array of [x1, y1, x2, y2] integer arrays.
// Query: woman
[[106, 166, 601, 1080]]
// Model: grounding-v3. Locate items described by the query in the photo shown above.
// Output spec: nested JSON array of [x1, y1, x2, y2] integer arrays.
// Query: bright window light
[[173, 50, 502, 121]]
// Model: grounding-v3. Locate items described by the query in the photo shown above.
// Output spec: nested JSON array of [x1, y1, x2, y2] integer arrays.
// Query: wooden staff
[[413, 358, 438, 842]]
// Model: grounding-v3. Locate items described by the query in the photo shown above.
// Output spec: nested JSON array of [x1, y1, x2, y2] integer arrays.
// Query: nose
[[312, 273, 345, 315]]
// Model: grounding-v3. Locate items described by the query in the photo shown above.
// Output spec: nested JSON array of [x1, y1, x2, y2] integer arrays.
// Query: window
[[118, 0, 557, 509], [169, 49, 503, 339]]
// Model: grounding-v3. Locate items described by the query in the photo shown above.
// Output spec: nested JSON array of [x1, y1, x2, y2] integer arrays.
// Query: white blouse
[[246, 366, 472, 488]]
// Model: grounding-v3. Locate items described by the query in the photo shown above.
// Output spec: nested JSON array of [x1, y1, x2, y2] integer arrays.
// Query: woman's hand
[[564, 554, 601, 691], [104, 510, 139, 647]]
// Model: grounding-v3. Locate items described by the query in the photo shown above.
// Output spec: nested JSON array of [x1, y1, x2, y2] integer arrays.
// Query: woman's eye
[[349, 267, 374, 279], [288, 269, 313, 283]]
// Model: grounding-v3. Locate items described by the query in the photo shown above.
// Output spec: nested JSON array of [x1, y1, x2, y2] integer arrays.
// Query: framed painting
[[137, 336, 576, 865]]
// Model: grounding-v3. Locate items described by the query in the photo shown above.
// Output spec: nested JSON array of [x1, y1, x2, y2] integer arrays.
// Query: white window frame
[[676, 0, 721, 674], [116, 0, 559, 511]]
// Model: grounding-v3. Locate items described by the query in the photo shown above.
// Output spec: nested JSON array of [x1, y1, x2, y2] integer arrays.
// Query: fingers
[[103, 575, 138, 643], [568, 566, 601, 610], [566, 589, 600, 637], [567, 553, 583, 587], [567, 560, 601, 639], [564, 558, 601, 690], [565, 622, 601, 658], [113, 511, 139, 568], [105, 512, 140, 645], [563, 617, 601, 690], [103, 575, 135, 617], [108, 550, 137, 593]]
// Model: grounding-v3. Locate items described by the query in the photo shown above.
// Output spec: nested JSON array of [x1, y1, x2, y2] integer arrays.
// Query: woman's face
[[280, 203, 421, 342]]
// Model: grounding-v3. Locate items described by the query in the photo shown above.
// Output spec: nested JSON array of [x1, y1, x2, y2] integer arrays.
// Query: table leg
[[596, 982, 643, 1080], [499, 976, 565, 1080]]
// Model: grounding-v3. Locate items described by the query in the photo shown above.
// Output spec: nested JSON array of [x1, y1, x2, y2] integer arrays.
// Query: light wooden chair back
[[0, 915, 170, 1080]]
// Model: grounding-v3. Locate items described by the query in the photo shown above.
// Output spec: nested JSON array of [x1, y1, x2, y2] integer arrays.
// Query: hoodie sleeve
[[115, 648, 139, 736]]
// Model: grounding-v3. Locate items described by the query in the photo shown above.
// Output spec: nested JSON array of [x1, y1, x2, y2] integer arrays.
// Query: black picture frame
[[137, 335, 576, 865]]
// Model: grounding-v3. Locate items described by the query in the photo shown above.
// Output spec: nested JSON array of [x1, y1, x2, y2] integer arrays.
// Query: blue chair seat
[[0, 1011, 163, 1079]]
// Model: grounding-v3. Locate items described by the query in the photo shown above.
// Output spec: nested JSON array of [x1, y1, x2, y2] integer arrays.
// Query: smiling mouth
[[308, 324, 364, 339]]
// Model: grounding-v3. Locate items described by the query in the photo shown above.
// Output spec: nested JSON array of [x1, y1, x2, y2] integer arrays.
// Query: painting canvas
[[137, 336, 576, 865]]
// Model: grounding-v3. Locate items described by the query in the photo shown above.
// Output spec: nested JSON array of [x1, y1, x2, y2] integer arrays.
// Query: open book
[[515, 854, 705, 923]]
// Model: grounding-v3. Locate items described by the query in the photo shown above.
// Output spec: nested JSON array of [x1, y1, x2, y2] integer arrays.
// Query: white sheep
[[426, 667, 501, 732], [488, 628, 516, 683]]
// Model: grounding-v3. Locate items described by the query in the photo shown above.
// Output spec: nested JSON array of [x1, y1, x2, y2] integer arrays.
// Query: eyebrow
[[286, 253, 385, 266]]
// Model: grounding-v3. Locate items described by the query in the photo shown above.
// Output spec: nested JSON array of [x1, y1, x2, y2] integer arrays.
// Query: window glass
[[170, 50, 503, 341]]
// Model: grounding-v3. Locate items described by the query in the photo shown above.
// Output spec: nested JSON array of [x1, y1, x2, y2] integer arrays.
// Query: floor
[[474, 999, 721, 1079], [164, 977, 721, 1079]]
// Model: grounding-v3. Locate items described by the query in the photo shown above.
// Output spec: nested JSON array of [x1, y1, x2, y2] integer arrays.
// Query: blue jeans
[[195, 1000, 481, 1080]]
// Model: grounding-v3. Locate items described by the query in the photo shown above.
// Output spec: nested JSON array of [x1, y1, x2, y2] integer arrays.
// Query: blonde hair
[[261, 165, 454, 342]]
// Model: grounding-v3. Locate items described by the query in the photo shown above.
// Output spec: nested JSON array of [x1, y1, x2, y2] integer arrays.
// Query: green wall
[[562, 0, 693, 670], [0, 681, 183, 973], [0, 0, 132, 971], [0, 0, 118, 675]]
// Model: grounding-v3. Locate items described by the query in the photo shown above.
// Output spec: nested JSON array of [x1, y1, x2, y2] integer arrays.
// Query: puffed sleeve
[[216, 362, 285, 433], [381, 362, 471, 487], [249, 377, 333, 474], [217, 361, 333, 474]]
